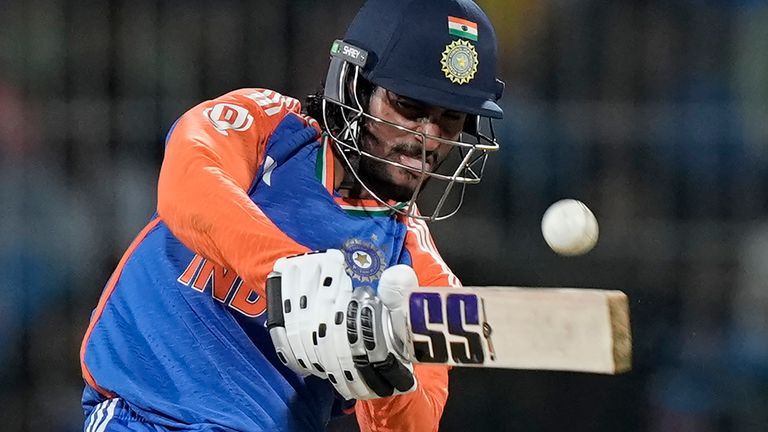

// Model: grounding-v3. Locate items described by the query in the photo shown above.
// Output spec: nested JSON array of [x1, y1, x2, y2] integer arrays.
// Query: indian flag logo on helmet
[[448, 16, 478, 41]]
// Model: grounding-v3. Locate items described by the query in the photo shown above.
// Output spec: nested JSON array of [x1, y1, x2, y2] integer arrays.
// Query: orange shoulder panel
[[157, 88, 320, 293]]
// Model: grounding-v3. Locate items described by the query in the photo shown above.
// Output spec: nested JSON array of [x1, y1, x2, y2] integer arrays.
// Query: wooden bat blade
[[403, 287, 632, 374]]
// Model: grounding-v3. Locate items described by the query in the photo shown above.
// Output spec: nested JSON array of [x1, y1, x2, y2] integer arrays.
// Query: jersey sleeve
[[355, 216, 459, 432], [157, 88, 320, 294], [402, 215, 462, 289]]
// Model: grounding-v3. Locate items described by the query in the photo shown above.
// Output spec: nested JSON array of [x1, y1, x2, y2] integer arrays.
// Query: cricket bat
[[266, 271, 632, 375], [398, 287, 631, 374]]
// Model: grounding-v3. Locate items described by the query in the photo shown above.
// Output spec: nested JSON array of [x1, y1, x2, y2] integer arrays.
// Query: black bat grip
[[266, 272, 284, 330]]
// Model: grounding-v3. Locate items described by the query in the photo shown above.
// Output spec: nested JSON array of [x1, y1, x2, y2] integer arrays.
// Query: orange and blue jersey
[[80, 89, 457, 432]]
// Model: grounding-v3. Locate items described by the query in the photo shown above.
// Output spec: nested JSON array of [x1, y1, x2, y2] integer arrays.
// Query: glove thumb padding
[[378, 265, 419, 310], [378, 264, 418, 350]]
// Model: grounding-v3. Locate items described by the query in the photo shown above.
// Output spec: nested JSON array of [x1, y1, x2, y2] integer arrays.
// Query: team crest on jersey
[[440, 40, 478, 85], [342, 238, 386, 283]]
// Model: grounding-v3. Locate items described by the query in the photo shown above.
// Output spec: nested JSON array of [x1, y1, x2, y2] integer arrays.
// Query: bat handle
[[383, 306, 413, 361]]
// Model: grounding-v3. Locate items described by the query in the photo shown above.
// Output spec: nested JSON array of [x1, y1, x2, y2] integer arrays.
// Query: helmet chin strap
[[335, 142, 361, 194], [334, 117, 363, 194]]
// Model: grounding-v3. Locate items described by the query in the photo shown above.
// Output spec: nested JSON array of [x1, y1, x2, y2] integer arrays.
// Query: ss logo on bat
[[409, 293, 492, 364]]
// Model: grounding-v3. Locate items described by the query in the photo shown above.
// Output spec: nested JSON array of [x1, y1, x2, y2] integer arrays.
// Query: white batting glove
[[266, 250, 417, 400]]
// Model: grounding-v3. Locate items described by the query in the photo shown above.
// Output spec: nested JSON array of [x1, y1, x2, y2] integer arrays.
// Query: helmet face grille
[[319, 0, 505, 220], [321, 65, 500, 221]]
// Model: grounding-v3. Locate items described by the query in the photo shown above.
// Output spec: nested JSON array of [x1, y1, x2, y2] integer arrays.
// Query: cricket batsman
[[80, 0, 504, 430]]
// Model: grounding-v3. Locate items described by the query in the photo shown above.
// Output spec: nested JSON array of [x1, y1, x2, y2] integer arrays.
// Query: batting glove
[[266, 249, 417, 400]]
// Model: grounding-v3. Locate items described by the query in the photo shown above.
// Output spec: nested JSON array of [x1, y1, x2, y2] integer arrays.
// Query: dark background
[[1, 0, 768, 431]]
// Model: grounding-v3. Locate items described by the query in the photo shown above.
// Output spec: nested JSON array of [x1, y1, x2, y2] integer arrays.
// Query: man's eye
[[396, 100, 419, 111]]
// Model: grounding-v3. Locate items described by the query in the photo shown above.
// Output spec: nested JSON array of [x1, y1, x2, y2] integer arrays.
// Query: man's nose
[[414, 120, 444, 151]]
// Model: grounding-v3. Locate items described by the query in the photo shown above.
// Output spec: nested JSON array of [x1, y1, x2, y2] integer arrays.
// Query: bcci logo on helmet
[[440, 40, 479, 85]]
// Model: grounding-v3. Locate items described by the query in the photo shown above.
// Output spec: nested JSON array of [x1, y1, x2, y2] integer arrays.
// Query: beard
[[355, 129, 440, 203], [357, 153, 417, 202]]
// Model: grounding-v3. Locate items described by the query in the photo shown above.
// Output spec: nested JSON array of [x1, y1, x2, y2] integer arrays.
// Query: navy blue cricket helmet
[[320, 0, 504, 221], [342, 0, 504, 119]]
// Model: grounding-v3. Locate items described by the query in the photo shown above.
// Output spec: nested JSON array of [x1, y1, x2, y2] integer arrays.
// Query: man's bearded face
[[357, 87, 466, 202]]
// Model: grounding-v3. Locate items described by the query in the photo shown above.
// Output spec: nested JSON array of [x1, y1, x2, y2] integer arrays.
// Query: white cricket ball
[[541, 199, 599, 256]]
